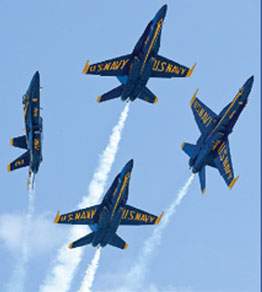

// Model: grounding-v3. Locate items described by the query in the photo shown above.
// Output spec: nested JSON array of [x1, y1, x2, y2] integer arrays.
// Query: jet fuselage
[[120, 5, 167, 101], [190, 76, 254, 173], [90, 159, 133, 247], [23, 71, 43, 174]]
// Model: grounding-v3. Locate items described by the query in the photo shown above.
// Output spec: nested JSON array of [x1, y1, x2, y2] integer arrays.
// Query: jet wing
[[190, 90, 218, 134], [82, 54, 131, 76], [120, 204, 163, 225], [151, 54, 196, 78], [54, 205, 99, 225], [213, 139, 239, 189]]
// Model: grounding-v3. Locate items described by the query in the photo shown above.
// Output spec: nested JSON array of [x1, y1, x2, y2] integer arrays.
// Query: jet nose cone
[[31, 71, 40, 87], [242, 75, 254, 99], [127, 159, 134, 169], [33, 71, 40, 81], [125, 159, 134, 171], [160, 4, 167, 17], [245, 75, 254, 88]]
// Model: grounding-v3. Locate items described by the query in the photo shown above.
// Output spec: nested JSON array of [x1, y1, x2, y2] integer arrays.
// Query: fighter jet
[[82, 4, 195, 104], [182, 76, 254, 193], [8, 71, 43, 187], [54, 160, 163, 249]]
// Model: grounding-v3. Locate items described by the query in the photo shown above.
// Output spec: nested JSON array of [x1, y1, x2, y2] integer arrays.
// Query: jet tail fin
[[68, 232, 95, 249], [138, 87, 158, 104], [97, 85, 124, 103], [108, 233, 128, 250], [7, 150, 30, 172], [10, 135, 27, 149], [181, 142, 199, 158], [199, 167, 206, 194]]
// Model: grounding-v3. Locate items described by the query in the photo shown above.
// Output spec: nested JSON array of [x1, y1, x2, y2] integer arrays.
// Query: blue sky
[[0, 0, 260, 291]]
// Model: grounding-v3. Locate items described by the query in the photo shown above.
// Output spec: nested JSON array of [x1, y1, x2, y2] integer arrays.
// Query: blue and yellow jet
[[54, 160, 163, 249], [82, 4, 195, 104], [8, 71, 43, 186], [182, 76, 254, 193]]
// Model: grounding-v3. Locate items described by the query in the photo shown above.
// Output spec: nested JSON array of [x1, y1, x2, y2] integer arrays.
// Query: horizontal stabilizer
[[138, 87, 158, 104], [10, 135, 27, 149], [8, 151, 30, 172], [108, 233, 128, 250], [181, 142, 199, 159], [68, 232, 95, 249], [97, 85, 124, 103]]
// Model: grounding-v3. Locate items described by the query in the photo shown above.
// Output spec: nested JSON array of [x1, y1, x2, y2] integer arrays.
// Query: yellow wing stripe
[[82, 60, 90, 74], [155, 212, 164, 224], [186, 63, 197, 77], [123, 243, 128, 249], [190, 89, 199, 106], [96, 96, 102, 103], [153, 96, 158, 104], [228, 176, 239, 189], [54, 211, 61, 223], [7, 164, 11, 172]]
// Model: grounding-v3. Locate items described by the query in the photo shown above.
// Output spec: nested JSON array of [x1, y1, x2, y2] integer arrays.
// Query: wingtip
[[181, 142, 185, 150], [123, 243, 128, 250], [54, 211, 60, 223], [155, 212, 164, 224], [228, 176, 239, 190], [153, 96, 158, 104], [190, 89, 199, 106], [7, 164, 11, 172], [82, 60, 90, 74], [186, 63, 196, 77], [68, 243, 73, 249], [10, 138, 14, 146], [96, 96, 102, 103]]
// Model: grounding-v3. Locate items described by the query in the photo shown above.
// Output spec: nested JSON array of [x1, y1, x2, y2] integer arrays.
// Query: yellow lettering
[[152, 59, 159, 71], [91, 209, 96, 218], [61, 215, 66, 222], [97, 64, 103, 72], [120, 59, 129, 70], [75, 212, 81, 220], [135, 212, 141, 221], [159, 61, 167, 72], [149, 216, 155, 223], [103, 63, 111, 71], [166, 64, 173, 73], [80, 211, 86, 220], [141, 214, 148, 223], [171, 65, 180, 75], [68, 214, 73, 222], [89, 65, 96, 72], [129, 210, 135, 220], [110, 61, 121, 70]]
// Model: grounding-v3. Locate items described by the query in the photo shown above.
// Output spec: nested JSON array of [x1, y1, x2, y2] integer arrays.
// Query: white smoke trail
[[78, 248, 102, 292], [6, 173, 36, 292], [40, 103, 130, 292], [125, 174, 195, 290]]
